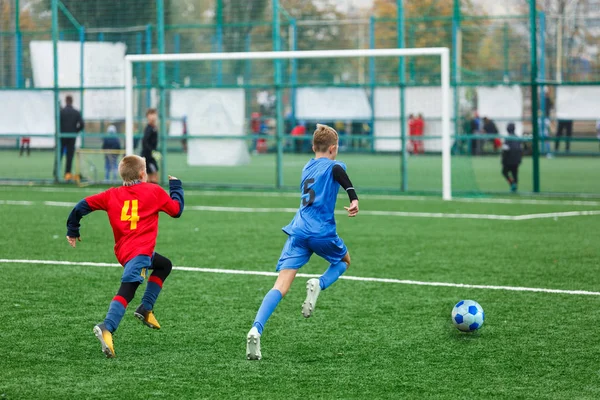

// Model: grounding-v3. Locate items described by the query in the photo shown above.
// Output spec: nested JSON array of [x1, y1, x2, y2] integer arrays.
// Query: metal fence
[[0, 0, 599, 195]]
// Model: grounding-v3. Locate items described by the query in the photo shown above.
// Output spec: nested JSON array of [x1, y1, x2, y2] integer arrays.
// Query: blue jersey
[[283, 158, 346, 239]]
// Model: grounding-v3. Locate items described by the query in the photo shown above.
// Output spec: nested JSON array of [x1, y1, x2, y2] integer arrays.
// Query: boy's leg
[[247, 236, 309, 360], [135, 253, 173, 329], [302, 237, 350, 318], [502, 165, 512, 185], [94, 256, 149, 358]]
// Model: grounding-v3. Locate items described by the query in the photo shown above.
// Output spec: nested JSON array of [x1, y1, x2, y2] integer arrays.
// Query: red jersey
[[414, 118, 425, 136], [85, 182, 182, 266]]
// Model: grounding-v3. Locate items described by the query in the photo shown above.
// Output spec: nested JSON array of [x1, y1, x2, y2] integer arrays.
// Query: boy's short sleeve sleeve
[[85, 190, 109, 211]]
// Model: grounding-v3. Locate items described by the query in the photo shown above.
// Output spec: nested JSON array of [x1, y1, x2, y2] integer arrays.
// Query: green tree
[[42, 0, 155, 29]]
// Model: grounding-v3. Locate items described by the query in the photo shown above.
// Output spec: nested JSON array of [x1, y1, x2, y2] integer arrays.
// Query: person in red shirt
[[408, 114, 417, 154], [66, 155, 184, 358], [413, 113, 425, 154]]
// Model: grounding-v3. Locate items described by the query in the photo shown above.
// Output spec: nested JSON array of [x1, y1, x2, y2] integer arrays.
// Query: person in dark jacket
[[501, 122, 522, 193], [483, 117, 500, 152], [102, 125, 121, 182], [60, 95, 84, 180], [141, 108, 159, 183]]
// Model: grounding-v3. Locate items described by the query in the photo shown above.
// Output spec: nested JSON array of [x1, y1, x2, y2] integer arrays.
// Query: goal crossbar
[[124, 47, 452, 200]]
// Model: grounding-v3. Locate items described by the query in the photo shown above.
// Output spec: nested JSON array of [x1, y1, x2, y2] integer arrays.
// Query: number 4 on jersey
[[121, 200, 140, 230]]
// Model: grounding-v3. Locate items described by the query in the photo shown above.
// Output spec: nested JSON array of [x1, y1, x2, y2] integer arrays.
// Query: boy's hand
[[168, 175, 179, 180], [344, 200, 359, 217], [66, 236, 81, 248]]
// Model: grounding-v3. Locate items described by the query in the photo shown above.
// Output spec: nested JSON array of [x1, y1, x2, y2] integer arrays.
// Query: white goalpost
[[124, 48, 452, 200]]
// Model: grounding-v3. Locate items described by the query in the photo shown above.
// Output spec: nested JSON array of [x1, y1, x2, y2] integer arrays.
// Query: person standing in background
[[20, 136, 31, 157], [501, 123, 522, 193], [483, 117, 500, 153], [555, 119, 574, 152], [102, 125, 121, 182], [408, 114, 416, 154], [59, 95, 84, 180], [141, 108, 160, 184], [470, 111, 482, 155], [413, 114, 425, 154]]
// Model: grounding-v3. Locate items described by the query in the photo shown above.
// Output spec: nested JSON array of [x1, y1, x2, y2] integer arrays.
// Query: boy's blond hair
[[119, 155, 146, 183], [312, 124, 338, 152]]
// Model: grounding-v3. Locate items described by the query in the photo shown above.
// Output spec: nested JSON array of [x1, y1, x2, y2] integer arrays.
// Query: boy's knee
[[342, 252, 351, 267], [152, 253, 173, 279], [116, 282, 140, 303]]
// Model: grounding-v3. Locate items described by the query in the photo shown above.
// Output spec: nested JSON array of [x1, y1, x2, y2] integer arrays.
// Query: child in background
[[102, 125, 121, 182], [501, 122, 522, 193]]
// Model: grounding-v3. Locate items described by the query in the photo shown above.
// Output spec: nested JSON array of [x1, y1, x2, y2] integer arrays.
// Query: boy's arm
[[158, 176, 184, 218], [332, 164, 359, 217], [66, 191, 108, 247]]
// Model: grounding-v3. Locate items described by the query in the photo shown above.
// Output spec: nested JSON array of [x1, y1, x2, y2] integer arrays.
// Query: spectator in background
[[483, 117, 500, 153], [251, 112, 261, 154], [470, 111, 482, 155], [544, 88, 553, 119], [59, 95, 84, 180], [181, 116, 188, 153], [408, 114, 416, 153], [20, 136, 31, 157], [102, 125, 121, 182], [555, 119, 574, 152], [413, 114, 425, 154], [141, 108, 160, 184], [501, 122, 522, 193], [291, 121, 307, 153]]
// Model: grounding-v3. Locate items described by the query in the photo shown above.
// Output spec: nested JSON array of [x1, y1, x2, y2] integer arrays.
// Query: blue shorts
[[122, 254, 154, 283], [276, 235, 348, 271]]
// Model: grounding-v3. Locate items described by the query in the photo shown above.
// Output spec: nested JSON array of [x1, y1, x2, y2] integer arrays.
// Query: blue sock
[[319, 261, 348, 290], [104, 295, 128, 333], [252, 289, 283, 335], [142, 276, 163, 311]]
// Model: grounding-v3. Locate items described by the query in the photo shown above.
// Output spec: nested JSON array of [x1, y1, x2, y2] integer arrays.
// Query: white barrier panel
[[476, 85, 523, 136], [296, 88, 372, 120], [556, 86, 600, 120], [170, 89, 250, 166], [30, 41, 126, 120], [374, 87, 454, 152], [0, 91, 56, 148]]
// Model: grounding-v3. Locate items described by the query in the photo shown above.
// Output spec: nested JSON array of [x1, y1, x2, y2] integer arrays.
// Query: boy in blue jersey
[[246, 124, 359, 360]]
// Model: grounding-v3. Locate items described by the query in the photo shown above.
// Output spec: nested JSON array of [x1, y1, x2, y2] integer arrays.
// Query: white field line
[[1, 200, 600, 221], [1, 258, 599, 296], [1, 185, 599, 206]]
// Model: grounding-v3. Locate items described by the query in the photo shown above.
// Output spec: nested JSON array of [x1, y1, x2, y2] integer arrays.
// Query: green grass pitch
[[1, 185, 600, 399]]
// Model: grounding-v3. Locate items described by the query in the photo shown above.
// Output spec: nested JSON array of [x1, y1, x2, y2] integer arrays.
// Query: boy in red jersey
[[66, 155, 184, 358]]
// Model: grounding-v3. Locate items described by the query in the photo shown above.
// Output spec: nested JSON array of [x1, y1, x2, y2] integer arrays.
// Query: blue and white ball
[[452, 300, 484, 332]]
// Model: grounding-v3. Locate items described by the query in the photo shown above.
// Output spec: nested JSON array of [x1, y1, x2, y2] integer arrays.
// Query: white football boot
[[246, 327, 262, 360], [302, 278, 322, 318]]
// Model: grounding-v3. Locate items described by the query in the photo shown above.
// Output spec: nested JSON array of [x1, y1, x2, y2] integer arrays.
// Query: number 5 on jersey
[[302, 178, 315, 207], [121, 200, 140, 230]]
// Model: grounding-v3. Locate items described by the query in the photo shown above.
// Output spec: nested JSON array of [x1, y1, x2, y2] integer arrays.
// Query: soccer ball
[[451, 300, 484, 332]]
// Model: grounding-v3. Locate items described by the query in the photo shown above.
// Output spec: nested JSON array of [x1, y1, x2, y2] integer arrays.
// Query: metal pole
[[136, 32, 143, 127], [369, 16, 376, 152], [79, 26, 85, 148], [173, 33, 181, 84], [539, 12, 547, 154], [273, 0, 284, 188], [145, 25, 152, 108], [441, 49, 452, 201], [15, 0, 22, 88], [397, 0, 407, 192], [52, 0, 61, 182], [452, 0, 461, 153], [125, 60, 134, 155], [157, 0, 167, 183], [503, 22, 509, 81], [556, 16, 563, 83], [530, 0, 540, 192], [290, 18, 298, 129], [216, 0, 223, 85]]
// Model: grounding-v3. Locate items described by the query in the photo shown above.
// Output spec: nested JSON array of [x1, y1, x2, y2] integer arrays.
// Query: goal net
[[75, 149, 126, 186], [124, 48, 453, 200]]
